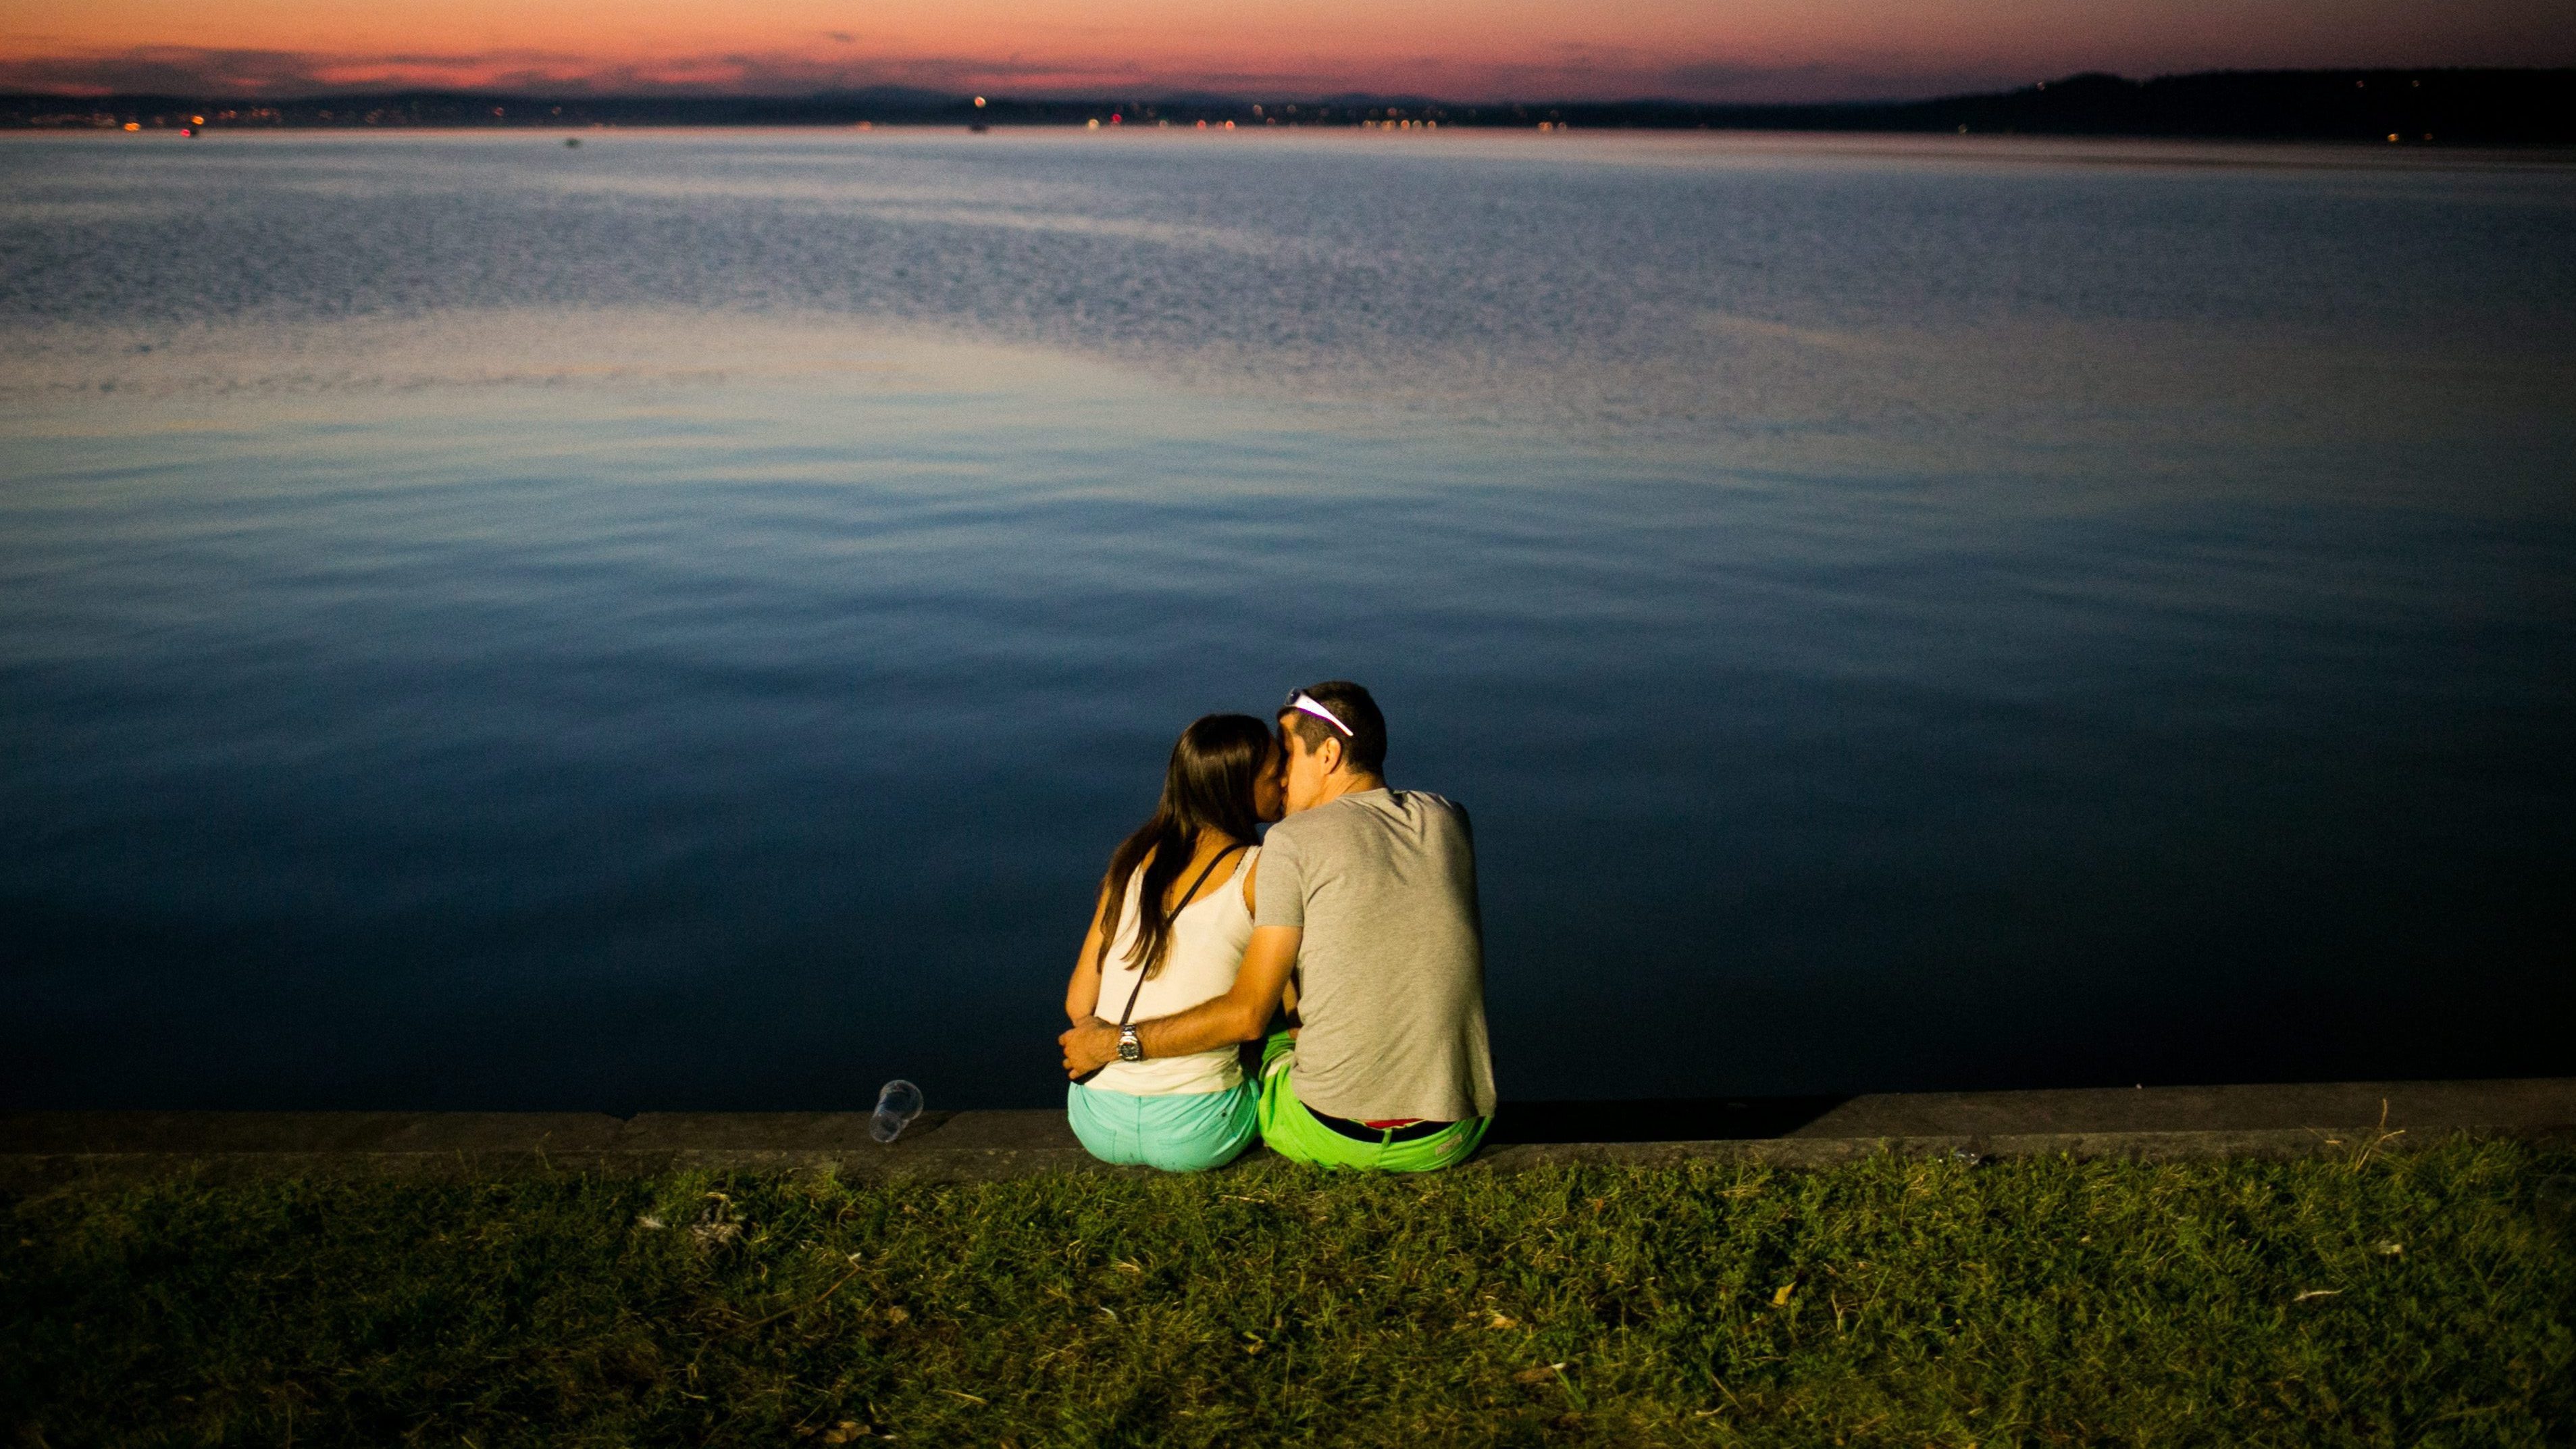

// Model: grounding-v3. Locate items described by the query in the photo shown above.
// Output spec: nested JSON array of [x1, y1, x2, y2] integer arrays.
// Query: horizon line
[[8, 63, 2573, 111]]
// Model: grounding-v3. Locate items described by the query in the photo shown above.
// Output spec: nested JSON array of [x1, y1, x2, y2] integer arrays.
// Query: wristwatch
[[1117, 1025, 1143, 1063]]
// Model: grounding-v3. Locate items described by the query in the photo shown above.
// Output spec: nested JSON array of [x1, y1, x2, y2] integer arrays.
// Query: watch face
[[1118, 1029, 1143, 1062]]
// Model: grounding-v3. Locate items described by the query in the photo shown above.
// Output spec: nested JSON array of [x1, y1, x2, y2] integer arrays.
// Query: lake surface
[[4, 130, 2572, 1111]]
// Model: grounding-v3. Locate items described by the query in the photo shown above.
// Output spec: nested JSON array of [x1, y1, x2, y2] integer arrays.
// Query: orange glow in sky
[[6, 0, 2572, 101]]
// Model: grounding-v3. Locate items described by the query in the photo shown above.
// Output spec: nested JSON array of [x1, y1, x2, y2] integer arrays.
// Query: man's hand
[[1060, 1017, 1119, 1078]]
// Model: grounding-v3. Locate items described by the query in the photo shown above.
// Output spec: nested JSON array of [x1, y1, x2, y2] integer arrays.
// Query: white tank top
[[1086, 846, 1259, 1096]]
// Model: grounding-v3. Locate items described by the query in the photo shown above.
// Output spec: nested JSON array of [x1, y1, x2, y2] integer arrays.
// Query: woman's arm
[[1063, 878, 1116, 1025]]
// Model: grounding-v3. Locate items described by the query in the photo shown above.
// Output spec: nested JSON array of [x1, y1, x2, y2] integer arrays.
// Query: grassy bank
[[4, 1139, 2571, 1446]]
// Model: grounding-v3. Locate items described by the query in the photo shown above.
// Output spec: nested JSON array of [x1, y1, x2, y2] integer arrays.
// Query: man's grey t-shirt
[[1254, 788, 1497, 1123]]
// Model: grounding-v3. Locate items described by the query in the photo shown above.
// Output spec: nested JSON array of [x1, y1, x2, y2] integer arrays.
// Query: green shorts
[[1254, 1033, 1489, 1172], [1066, 1079, 1258, 1173]]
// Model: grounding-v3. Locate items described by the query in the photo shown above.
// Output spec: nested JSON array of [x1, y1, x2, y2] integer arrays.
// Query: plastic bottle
[[871, 1079, 924, 1142]]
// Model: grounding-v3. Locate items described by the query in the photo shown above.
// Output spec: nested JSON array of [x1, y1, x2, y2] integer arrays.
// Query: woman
[[1063, 712, 1283, 1171]]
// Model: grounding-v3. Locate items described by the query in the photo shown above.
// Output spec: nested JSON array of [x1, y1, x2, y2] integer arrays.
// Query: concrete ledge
[[4, 1078, 2569, 1189]]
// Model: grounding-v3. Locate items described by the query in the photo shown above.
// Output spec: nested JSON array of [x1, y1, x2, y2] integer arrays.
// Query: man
[[1060, 680, 1495, 1169]]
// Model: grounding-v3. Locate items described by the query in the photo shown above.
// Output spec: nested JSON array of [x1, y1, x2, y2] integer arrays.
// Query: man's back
[[1255, 788, 1497, 1123]]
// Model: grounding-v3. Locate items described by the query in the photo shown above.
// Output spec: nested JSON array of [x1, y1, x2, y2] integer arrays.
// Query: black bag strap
[[1110, 841, 1246, 1028]]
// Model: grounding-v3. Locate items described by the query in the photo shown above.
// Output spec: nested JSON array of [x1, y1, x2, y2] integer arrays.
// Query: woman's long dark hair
[[1102, 713, 1272, 980]]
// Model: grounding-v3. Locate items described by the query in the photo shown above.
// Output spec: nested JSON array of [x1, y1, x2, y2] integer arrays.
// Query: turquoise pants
[[1066, 1079, 1260, 1173]]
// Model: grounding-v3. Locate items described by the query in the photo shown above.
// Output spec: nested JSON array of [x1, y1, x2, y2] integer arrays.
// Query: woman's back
[[1087, 846, 1258, 1094]]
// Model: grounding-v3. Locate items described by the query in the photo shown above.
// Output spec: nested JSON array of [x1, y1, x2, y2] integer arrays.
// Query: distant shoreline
[[7, 67, 2573, 145]]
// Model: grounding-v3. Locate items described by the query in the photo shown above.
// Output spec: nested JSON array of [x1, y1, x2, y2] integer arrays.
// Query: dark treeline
[[5, 68, 2571, 144]]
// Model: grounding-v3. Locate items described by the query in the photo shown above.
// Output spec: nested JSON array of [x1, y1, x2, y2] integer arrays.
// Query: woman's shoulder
[[1105, 848, 1150, 909], [1232, 842, 1262, 912], [1209, 840, 1257, 891]]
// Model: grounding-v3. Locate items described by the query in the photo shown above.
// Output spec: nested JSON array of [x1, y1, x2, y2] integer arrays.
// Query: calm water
[[4, 130, 2572, 1111]]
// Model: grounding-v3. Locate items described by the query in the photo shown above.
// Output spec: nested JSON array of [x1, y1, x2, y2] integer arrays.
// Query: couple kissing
[[1058, 681, 1496, 1172]]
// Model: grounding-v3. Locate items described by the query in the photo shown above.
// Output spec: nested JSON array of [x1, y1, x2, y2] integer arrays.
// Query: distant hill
[[1658, 69, 2575, 144], [4, 68, 2569, 144]]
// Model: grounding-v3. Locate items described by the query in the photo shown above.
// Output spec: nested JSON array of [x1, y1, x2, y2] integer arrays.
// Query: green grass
[[4, 1139, 2571, 1446]]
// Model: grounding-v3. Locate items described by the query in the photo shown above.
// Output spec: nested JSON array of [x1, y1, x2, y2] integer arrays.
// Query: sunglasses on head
[[1283, 690, 1354, 736]]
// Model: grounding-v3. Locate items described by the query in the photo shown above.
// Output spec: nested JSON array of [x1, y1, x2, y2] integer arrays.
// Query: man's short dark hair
[[1282, 680, 1387, 775]]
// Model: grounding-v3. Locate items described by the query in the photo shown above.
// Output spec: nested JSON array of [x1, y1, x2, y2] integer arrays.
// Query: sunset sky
[[7, 0, 2573, 103]]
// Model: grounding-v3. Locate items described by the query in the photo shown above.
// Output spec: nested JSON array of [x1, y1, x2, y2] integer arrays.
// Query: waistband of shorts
[[1305, 1109, 1455, 1144]]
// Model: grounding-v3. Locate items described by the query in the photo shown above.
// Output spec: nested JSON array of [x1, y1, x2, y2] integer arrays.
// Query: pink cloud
[[0, 42, 2043, 101]]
